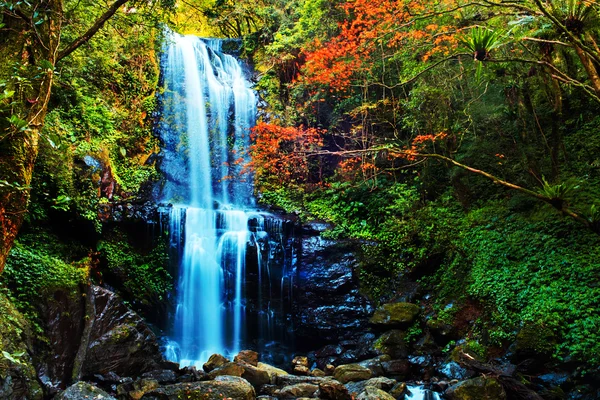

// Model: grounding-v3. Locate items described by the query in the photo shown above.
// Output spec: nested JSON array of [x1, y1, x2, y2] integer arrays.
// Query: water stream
[[157, 32, 293, 367]]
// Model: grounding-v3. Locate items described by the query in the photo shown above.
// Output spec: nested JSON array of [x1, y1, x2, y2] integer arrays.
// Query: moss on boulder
[[369, 302, 420, 327], [445, 377, 506, 400]]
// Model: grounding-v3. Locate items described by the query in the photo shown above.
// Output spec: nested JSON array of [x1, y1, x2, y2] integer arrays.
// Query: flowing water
[[157, 32, 293, 367]]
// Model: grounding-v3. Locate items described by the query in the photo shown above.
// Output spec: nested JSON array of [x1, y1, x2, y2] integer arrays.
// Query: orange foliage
[[250, 122, 324, 184], [300, 0, 458, 91], [403, 132, 448, 160]]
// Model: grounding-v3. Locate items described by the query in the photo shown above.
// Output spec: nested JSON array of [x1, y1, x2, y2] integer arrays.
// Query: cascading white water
[[158, 31, 261, 366]]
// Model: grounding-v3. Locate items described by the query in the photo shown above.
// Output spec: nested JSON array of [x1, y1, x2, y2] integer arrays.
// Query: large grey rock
[[207, 362, 244, 379], [257, 362, 288, 384], [141, 376, 255, 400], [346, 377, 396, 395], [318, 380, 352, 400], [56, 382, 116, 400]]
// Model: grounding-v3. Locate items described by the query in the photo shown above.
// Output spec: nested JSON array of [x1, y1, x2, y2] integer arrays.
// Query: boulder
[[356, 386, 395, 400], [203, 354, 229, 372], [333, 364, 373, 384], [79, 286, 163, 378], [207, 362, 244, 379], [381, 359, 410, 380], [235, 350, 259, 366], [389, 382, 407, 398], [257, 362, 288, 384], [311, 368, 326, 377], [318, 380, 352, 400], [445, 377, 506, 400], [276, 375, 331, 387], [369, 302, 420, 327], [56, 382, 116, 400], [357, 355, 391, 377], [141, 376, 255, 400], [345, 377, 396, 396], [372, 330, 408, 358], [277, 383, 319, 398], [128, 379, 160, 399], [437, 361, 470, 380], [239, 362, 271, 388]]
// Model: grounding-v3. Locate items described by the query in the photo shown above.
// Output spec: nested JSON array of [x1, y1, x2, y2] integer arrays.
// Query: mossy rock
[[445, 377, 506, 400], [449, 341, 487, 363], [515, 323, 556, 358], [369, 302, 420, 327], [141, 376, 255, 399], [372, 330, 407, 358], [0, 293, 43, 400]]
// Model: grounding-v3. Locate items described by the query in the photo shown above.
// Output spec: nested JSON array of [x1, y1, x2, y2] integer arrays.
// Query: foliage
[[97, 230, 172, 307]]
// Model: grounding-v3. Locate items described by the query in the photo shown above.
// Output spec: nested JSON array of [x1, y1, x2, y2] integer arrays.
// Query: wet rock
[[427, 318, 455, 341], [445, 377, 506, 400], [316, 344, 344, 358], [141, 376, 255, 400], [369, 302, 420, 327], [79, 286, 163, 378], [294, 239, 372, 345], [276, 375, 331, 387], [207, 362, 244, 379], [356, 386, 395, 400], [259, 384, 279, 396], [235, 350, 259, 366], [333, 364, 373, 384], [357, 355, 391, 377], [438, 361, 470, 380], [389, 382, 407, 398], [318, 380, 352, 400], [324, 364, 336, 376], [239, 362, 271, 389], [57, 381, 116, 400], [141, 370, 177, 384], [257, 362, 289, 384], [128, 379, 160, 399], [345, 377, 396, 396], [178, 366, 206, 382], [512, 323, 556, 373], [311, 368, 326, 377], [294, 365, 311, 375], [203, 354, 229, 372], [293, 356, 309, 367], [277, 383, 319, 398], [372, 330, 408, 358], [381, 359, 410, 380]]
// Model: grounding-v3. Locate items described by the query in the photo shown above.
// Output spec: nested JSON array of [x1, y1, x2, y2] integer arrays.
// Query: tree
[[0, 0, 151, 273]]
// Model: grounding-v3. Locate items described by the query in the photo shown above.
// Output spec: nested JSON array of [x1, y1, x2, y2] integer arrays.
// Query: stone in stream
[[203, 353, 229, 372], [238, 362, 271, 389], [141, 376, 255, 400], [333, 364, 373, 384], [56, 382, 116, 400], [369, 302, 420, 327], [346, 376, 397, 395]]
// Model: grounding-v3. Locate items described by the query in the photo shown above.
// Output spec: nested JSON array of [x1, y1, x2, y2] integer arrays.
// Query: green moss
[[370, 302, 420, 326], [97, 229, 172, 306]]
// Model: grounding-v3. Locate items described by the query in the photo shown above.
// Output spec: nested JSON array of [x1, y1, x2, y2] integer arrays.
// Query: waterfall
[[157, 31, 294, 367]]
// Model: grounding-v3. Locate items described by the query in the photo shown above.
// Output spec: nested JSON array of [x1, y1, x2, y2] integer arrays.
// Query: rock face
[[78, 286, 164, 378], [141, 376, 256, 400], [56, 381, 116, 400], [293, 236, 373, 347], [445, 377, 507, 400], [369, 302, 420, 327]]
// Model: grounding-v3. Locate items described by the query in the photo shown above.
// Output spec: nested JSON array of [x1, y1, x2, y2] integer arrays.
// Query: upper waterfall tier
[[157, 32, 256, 208]]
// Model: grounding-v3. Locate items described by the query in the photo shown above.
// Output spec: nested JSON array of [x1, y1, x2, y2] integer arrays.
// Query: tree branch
[[56, 0, 130, 62]]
